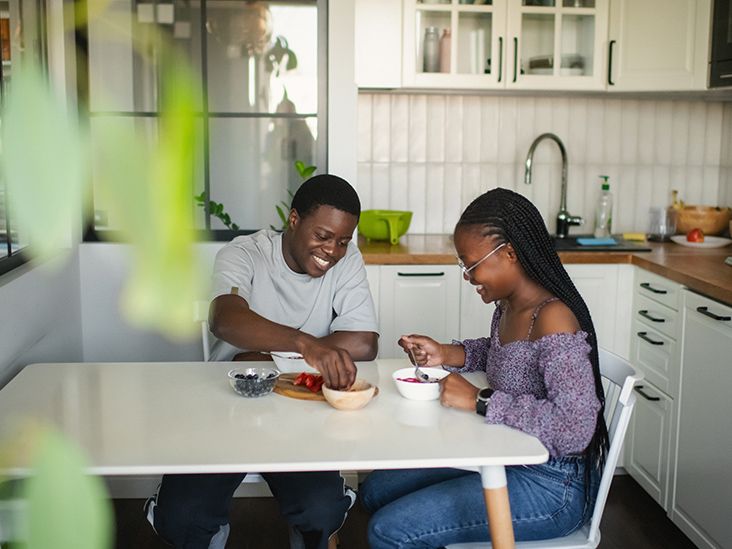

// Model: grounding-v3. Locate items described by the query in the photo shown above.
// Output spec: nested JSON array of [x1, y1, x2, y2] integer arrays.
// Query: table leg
[[480, 465, 514, 549]]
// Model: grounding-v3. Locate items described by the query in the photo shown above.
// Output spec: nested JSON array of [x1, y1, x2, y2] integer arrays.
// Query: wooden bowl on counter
[[675, 206, 731, 235]]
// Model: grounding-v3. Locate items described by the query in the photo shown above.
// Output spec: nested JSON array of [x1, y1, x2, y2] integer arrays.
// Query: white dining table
[[0, 358, 548, 549]]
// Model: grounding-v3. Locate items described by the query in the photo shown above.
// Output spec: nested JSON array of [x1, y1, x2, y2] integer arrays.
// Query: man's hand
[[439, 373, 479, 412], [296, 336, 357, 390]]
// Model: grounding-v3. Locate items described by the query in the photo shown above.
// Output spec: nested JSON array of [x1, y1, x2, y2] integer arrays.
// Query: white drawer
[[636, 270, 682, 311], [634, 293, 679, 341], [631, 320, 678, 398], [684, 291, 732, 338]]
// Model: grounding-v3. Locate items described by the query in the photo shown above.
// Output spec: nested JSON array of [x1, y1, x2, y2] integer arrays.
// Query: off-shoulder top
[[448, 301, 601, 457]]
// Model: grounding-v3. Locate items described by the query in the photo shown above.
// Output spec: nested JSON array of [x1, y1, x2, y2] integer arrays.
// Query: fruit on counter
[[686, 228, 705, 243]]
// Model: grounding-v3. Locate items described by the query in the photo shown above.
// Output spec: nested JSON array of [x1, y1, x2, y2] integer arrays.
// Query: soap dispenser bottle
[[594, 175, 613, 238]]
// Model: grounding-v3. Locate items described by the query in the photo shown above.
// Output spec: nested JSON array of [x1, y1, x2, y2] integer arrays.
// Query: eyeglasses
[[457, 242, 506, 277]]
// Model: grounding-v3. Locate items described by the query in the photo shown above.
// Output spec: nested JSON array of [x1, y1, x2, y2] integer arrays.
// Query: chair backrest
[[586, 348, 643, 545], [194, 300, 212, 362]]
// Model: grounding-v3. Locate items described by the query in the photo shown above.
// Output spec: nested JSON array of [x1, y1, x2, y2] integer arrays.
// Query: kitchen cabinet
[[607, 0, 711, 91], [670, 290, 732, 549], [355, 0, 403, 88], [626, 380, 674, 509], [630, 269, 682, 398], [626, 268, 682, 509], [377, 265, 461, 358], [401, 0, 608, 91]]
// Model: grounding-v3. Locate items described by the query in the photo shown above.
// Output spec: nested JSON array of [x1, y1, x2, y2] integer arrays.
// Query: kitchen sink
[[552, 234, 651, 252]]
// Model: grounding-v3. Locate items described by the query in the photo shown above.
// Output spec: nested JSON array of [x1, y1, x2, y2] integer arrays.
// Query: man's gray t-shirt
[[209, 229, 378, 362]]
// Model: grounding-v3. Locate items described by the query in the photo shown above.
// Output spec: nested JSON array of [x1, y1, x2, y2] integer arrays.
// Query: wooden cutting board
[[274, 373, 326, 401]]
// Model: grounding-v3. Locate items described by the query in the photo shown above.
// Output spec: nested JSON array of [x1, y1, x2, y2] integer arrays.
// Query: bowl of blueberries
[[228, 367, 280, 398]]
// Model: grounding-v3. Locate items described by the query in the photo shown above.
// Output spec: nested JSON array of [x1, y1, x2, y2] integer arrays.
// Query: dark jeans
[[152, 471, 351, 549]]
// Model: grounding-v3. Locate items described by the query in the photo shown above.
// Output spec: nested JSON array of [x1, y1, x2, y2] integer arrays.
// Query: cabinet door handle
[[497, 37, 503, 82], [397, 272, 445, 277], [696, 306, 731, 322], [512, 37, 518, 83], [638, 310, 665, 323], [634, 386, 661, 401], [640, 282, 667, 295], [637, 331, 664, 346], [607, 40, 616, 85]]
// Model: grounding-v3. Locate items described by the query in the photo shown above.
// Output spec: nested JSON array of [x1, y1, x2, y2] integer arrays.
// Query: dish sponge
[[576, 237, 617, 246]]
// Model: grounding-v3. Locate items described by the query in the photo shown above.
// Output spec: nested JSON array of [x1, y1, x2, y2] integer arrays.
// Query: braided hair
[[456, 187, 609, 485]]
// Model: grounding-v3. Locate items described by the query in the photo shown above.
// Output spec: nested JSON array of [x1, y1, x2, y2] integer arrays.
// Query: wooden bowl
[[675, 206, 731, 236], [322, 379, 377, 411]]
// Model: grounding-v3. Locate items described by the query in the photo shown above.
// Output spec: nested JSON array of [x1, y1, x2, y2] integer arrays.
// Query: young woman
[[360, 188, 607, 548]]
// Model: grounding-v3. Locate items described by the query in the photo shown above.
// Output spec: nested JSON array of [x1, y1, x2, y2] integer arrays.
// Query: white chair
[[194, 300, 265, 489], [447, 348, 643, 549]]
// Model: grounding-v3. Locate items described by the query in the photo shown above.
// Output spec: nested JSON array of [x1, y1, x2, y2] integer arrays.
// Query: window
[[0, 0, 47, 275], [80, 0, 327, 240]]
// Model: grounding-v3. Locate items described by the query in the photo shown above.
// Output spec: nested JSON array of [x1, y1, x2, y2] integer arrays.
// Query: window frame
[[78, 0, 329, 242], [0, 0, 49, 277]]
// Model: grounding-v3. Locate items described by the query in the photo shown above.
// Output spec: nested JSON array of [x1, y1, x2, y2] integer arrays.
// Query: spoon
[[408, 346, 438, 383]]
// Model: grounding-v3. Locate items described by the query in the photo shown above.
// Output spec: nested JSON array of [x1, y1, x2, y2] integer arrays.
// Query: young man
[[146, 174, 379, 549]]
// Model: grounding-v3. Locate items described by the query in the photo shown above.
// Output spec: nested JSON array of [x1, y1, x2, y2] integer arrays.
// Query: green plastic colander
[[358, 210, 413, 245]]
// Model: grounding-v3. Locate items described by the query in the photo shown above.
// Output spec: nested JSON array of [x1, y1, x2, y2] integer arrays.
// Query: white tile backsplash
[[719, 103, 732, 209], [357, 93, 732, 235]]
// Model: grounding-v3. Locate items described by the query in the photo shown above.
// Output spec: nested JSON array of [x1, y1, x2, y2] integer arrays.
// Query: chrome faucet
[[524, 133, 583, 239]]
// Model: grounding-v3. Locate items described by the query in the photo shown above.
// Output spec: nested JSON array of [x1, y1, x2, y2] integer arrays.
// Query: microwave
[[710, 0, 732, 87]]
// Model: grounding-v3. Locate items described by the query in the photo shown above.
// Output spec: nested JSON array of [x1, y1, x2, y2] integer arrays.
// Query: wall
[[78, 243, 223, 362], [357, 93, 729, 235], [0, 253, 83, 387]]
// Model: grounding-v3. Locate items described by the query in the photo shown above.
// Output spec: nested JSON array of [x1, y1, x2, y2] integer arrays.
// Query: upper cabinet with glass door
[[507, 0, 608, 90], [403, 0, 508, 89], [401, 0, 608, 90]]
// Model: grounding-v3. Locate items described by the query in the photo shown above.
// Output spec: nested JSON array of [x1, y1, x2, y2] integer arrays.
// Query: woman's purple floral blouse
[[448, 305, 601, 457]]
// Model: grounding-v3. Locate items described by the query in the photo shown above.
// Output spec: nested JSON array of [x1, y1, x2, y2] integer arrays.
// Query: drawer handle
[[640, 282, 667, 295], [638, 310, 665, 323], [634, 386, 661, 401], [397, 272, 445, 277], [637, 331, 664, 346], [696, 306, 731, 322]]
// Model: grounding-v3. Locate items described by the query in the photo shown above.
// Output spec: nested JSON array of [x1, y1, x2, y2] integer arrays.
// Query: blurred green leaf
[[95, 56, 205, 338], [23, 428, 112, 549], [0, 63, 87, 261]]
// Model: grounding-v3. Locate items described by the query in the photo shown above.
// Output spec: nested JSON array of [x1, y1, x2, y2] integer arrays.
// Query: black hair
[[456, 187, 609, 493], [290, 174, 361, 219]]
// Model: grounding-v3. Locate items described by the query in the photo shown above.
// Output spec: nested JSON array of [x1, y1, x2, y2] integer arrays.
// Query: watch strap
[[475, 387, 494, 416]]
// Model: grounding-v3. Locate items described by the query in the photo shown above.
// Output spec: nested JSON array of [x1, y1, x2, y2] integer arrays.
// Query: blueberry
[[266, 373, 276, 379], [234, 374, 245, 380], [245, 374, 257, 380]]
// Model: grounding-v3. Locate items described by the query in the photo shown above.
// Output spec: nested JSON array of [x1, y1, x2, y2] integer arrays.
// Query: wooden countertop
[[359, 235, 732, 305]]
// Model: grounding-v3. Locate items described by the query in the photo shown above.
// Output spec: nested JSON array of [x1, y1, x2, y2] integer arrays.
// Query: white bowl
[[392, 367, 449, 401], [271, 352, 318, 374], [322, 379, 377, 411]]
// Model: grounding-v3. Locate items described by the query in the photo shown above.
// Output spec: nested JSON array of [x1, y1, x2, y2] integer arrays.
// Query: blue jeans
[[360, 456, 598, 549]]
